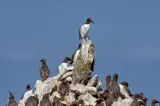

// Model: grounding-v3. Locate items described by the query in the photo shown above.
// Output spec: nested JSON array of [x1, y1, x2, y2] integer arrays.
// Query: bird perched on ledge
[[79, 17, 94, 41], [40, 58, 50, 82]]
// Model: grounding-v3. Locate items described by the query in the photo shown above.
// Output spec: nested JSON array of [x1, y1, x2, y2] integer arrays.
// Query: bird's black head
[[106, 75, 111, 81], [86, 17, 94, 24], [26, 84, 31, 90], [40, 58, 46, 63], [9, 91, 14, 99], [113, 73, 118, 82], [120, 81, 129, 87], [63, 57, 71, 63]]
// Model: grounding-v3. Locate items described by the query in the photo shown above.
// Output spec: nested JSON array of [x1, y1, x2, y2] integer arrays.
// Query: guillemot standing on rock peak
[[79, 18, 94, 42]]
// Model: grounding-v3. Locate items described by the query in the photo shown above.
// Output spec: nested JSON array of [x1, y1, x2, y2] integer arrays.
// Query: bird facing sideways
[[79, 18, 94, 41]]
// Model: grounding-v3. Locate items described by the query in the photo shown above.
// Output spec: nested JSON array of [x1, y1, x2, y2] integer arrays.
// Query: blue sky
[[0, 0, 160, 105]]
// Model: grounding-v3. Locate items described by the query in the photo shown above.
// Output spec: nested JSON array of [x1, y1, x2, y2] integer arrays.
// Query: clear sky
[[0, 0, 160, 105]]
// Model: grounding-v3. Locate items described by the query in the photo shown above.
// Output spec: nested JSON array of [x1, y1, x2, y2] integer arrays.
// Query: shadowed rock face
[[70, 99, 84, 106], [58, 79, 70, 96], [52, 96, 66, 106], [8, 91, 17, 106], [25, 96, 39, 106], [40, 93, 51, 106], [40, 59, 50, 82]]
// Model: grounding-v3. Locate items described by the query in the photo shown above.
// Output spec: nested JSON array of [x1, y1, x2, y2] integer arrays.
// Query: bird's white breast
[[119, 84, 130, 98], [23, 90, 33, 102], [58, 63, 67, 74], [79, 24, 90, 38]]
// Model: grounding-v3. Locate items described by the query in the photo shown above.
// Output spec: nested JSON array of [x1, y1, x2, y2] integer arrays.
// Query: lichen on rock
[[72, 40, 95, 85]]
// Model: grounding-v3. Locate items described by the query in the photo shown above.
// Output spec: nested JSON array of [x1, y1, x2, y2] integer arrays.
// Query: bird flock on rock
[[6, 18, 160, 106]]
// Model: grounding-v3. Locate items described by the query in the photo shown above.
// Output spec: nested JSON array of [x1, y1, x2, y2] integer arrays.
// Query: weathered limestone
[[112, 98, 133, 106], [72, 40, 95, 85], [78, 92, 97, 106], [60, 71, 73, 81], [34, 77, 57, 101], [70, 84, 87, 95]]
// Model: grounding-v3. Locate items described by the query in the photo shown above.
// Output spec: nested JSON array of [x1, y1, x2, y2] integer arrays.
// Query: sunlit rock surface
[[72, 40, 95, 85]]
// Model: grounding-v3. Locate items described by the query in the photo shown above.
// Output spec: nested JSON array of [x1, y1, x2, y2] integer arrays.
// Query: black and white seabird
[[22, 84, 33, 102], [70, 44, 81, 65], [119, 81, 133, 99], [79, 18, 94, 41], [58, 57, 74, 74]]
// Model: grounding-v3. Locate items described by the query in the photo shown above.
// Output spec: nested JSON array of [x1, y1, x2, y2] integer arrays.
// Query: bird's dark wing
[[79, 27, 82, 39]]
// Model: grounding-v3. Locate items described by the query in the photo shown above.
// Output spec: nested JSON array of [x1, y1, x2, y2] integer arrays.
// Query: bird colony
[[7, 18, 160, 106]]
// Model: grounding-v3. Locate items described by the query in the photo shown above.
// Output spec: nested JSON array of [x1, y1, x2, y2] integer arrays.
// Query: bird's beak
[[9, 91, 11, 95], [91, 21, 94, 24], [157, 101, 160, 103]]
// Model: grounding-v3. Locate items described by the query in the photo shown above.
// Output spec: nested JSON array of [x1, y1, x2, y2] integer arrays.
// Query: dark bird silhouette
[[8, 91, 17, 106], [106, 75, 111, 89], [110, 74, 120, 100], [151, 99, 160, 106], [40, 58, 50, 82]]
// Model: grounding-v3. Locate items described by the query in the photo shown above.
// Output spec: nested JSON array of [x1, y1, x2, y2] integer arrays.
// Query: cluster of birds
[[95, 73, 160, 106], [7, 73, 160, 106]]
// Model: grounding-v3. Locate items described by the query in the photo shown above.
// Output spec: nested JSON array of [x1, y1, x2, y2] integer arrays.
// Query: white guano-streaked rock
[[87, 74, 98, 87], [34, 77, 57, 101]]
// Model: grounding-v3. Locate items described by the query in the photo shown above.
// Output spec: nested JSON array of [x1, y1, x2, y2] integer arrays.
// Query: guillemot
[[7, 91, 17, 106], [79, 18, 94, 42]]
